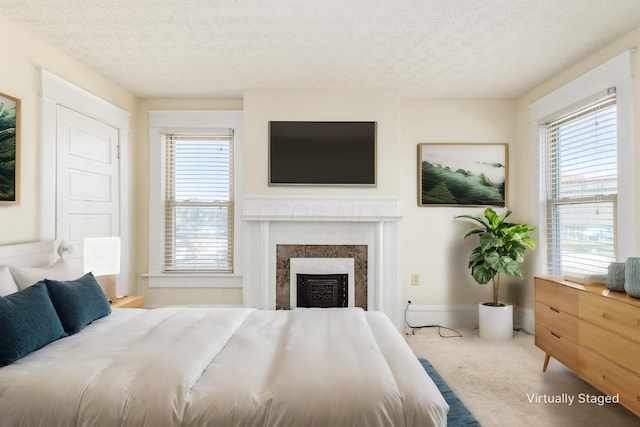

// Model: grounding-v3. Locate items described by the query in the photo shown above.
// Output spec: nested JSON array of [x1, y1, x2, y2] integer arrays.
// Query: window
[[147, 110, 243, 288], [164, 133, 233, 272], [542, 97, 617, 276], [530, 50, 635, 280]]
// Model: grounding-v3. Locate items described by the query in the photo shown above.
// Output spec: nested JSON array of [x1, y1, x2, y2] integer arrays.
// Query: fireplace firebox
[[296, 273, 348, 308]]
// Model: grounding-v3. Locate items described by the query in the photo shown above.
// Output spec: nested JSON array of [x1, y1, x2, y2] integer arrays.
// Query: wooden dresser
[[535, 276, 640, 416]]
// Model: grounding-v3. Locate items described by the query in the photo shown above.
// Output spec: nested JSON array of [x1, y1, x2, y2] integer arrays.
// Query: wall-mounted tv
[[269, 121, 376, 186]]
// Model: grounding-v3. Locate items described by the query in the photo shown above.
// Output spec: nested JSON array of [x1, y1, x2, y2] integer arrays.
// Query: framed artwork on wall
[[418, 143, 507, 207], [0, 92, 20, 205]]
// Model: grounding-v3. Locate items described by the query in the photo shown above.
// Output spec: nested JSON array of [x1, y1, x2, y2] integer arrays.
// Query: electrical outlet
[[411, 273, 420, 286]]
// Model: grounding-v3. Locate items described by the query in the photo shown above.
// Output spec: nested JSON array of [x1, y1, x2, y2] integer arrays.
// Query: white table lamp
[[84, 236, 121, 301]]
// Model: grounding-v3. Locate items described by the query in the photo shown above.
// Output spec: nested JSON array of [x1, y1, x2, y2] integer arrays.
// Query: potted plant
[[455, 207, 535, 340]]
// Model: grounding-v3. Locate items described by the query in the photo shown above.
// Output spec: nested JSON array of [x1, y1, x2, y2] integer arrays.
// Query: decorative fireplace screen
[[296, 273, 348, 308]]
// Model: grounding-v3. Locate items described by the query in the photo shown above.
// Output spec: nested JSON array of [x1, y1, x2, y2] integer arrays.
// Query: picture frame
[[418, 143, 507, 207], [0, 92, 20, 205]]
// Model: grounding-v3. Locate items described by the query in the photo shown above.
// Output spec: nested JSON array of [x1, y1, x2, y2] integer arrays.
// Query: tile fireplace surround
[[276, 244, 368, 310], [242, 195, 402, 327]]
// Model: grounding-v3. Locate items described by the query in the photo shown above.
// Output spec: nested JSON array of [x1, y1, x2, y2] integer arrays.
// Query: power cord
[[404, 300, 463, 338]]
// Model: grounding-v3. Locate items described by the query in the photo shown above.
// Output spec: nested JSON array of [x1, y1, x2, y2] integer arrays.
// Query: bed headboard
[[0, 241, 58, 268]]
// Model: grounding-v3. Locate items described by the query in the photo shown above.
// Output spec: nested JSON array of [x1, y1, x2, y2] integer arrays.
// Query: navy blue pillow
[[0, 281, 68, 366], [44, 273, 111, 334]]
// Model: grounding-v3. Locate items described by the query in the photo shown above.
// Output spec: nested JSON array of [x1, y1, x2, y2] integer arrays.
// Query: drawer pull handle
[[549, 307, 560, 314], [550, 331, 561, 339], [601, 312, 606, 319]]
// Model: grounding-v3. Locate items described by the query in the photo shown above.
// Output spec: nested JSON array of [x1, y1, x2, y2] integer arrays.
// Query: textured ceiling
[[1, 0, 640, 98]]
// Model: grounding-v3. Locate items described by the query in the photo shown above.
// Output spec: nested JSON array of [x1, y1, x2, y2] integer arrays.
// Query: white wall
[[243, 89, 401, 195], [399, 98, 518, 304], [399, 98, 519, 327]]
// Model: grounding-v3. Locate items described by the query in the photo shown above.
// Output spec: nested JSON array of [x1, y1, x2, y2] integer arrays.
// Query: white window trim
[[147, 110, 243, 288], [529, 50, 636, 275]]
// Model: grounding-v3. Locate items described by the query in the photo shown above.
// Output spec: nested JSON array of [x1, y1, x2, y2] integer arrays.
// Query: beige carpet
[[406, 327, 639, 427]]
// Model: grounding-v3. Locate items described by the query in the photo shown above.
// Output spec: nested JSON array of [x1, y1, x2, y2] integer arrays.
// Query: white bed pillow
[[10, 258, 76, 290], [0, 266, 19, 296]]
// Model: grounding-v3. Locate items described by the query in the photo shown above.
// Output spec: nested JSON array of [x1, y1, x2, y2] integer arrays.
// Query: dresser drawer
[[579, 320, 640, 376], [535, 301, 578, 343], [579, 347, 640, 417], [580, 292, 640, 343], [535, 323, 578, 371], [535, 278, 578, 316]]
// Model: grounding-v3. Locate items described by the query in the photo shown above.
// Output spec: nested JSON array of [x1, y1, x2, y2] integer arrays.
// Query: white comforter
[[0, 307, 447, 427]]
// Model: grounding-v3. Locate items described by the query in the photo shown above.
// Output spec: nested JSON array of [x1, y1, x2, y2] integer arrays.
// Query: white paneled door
[[56, 105, 120, 272]]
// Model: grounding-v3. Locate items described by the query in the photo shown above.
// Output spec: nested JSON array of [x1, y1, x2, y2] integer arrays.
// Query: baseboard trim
[[403, 304, 479, 330], [517, 306, 535, 335], [404, 303, 536, 335]]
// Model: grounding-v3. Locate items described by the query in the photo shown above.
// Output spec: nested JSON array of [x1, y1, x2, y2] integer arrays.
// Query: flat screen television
[[269, 121, 376, 186]]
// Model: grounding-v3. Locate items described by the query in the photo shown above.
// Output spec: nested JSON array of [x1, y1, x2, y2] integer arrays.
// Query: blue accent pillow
[[0, 281, 68, 367], [44, 273, 112, 334]]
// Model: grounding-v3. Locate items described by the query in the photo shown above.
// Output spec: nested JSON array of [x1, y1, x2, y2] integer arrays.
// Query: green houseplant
[[456, 207, 536, 307], [456, 207, 535, 340]]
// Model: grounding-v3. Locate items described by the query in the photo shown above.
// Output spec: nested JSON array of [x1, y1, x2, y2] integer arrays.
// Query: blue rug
[[419, 358, 481, 427]]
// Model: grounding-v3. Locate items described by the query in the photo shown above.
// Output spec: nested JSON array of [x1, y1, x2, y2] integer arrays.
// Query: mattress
[[0, 307, 448, 427]]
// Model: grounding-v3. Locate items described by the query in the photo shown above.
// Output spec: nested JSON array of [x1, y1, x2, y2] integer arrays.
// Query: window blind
[[164, 133, 234, 272], [543, 96, 617, 276]]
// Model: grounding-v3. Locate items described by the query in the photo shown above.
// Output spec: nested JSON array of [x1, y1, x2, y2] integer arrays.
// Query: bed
[[0, 241, 448, 427]]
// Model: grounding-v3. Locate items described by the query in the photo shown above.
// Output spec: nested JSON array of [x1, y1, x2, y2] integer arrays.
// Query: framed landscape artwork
[[418, 143, 507, 207], [0, 92, 20, 205]]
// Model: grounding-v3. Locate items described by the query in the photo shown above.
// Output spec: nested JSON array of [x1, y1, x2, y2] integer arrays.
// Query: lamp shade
[[84, 237, 121, 276]]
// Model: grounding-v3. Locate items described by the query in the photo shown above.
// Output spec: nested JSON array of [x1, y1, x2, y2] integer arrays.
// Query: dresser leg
[[543, 354, 550, 372]]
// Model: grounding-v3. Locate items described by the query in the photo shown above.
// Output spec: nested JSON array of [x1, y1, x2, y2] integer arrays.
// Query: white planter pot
[[478, 302, 513, 341]]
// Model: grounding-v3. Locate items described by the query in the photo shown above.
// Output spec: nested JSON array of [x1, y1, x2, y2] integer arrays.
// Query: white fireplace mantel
[[242, 195, 402, 222], [242, 195, 402, 327]]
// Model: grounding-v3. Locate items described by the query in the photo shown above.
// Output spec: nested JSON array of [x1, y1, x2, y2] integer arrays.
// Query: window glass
[[544, 98, 617, 276], [164, 134, 234, 272]]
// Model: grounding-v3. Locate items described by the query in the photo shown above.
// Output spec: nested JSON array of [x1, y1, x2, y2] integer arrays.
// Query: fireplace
[[242, 195, 402, 326], [276, 244, 366, 310], [297, 274, 348, 308]]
